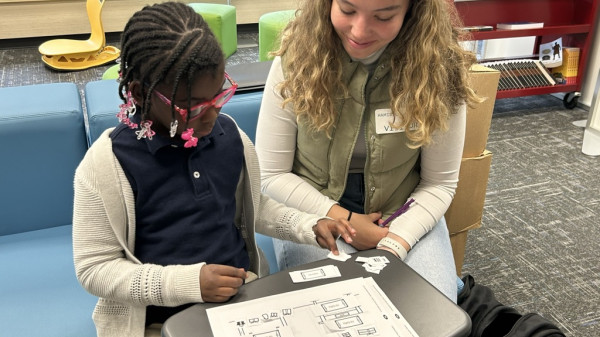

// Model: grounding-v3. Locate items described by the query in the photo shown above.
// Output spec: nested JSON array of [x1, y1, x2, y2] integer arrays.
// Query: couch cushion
[[0, 225, 97, 337], [84, 79, 121, 145], [222, 91, 263, 142], [0, 83, 87, 235]]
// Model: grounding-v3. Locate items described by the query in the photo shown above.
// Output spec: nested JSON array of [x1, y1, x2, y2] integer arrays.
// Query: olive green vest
[[286, 51, 421, 216]]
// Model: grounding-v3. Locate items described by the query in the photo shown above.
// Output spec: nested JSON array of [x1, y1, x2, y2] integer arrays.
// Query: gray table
[[162, 249, 471, 337]]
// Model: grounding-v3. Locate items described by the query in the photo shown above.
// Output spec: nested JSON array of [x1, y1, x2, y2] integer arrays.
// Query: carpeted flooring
[[1, 25, 598, 337], [462, 94, 600, 337]]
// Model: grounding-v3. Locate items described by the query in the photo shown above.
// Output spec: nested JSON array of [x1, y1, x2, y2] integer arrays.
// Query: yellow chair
[[38, 0, 120, 71]]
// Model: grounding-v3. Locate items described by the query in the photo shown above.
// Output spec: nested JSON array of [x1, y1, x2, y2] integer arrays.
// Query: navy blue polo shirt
[[110, 115, 249, 271]]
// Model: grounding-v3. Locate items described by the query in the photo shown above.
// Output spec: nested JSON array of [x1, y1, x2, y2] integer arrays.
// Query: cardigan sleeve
[[237, 127, 324, 246], [255, 56, 337, 216]]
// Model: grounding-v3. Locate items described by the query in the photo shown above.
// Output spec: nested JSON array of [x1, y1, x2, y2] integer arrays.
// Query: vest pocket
[[294, 119, 331, 188], [372, 133, 420, 173]]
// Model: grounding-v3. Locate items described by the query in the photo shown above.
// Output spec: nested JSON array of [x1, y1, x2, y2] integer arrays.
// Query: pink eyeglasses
[[153, 72, 238, 122]]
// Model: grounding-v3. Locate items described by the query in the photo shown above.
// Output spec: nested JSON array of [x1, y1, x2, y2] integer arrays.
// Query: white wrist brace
[[377, 237, 408, 260]]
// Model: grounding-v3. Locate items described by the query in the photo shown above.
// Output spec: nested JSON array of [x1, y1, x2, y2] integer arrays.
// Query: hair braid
[[118, 1, 224, 121]]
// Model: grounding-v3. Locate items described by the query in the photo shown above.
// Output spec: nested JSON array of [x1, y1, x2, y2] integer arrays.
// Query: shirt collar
[[350, 44, 388, 65], [144, 117, 226, 154]]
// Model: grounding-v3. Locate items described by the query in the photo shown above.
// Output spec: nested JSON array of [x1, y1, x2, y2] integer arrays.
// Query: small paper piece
[[289, 265, 341, 283], [326, 234, 352, 261], [363, 265, 381, 274], [356, 256, 390, 274], [327, 249, 351, 261]]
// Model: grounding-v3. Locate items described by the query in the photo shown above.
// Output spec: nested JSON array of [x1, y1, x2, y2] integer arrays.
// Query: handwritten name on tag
[[375, 109, 418, 134]]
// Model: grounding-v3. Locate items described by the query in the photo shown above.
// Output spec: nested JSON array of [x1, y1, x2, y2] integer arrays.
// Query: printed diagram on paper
[[206, 277, 419, 337]]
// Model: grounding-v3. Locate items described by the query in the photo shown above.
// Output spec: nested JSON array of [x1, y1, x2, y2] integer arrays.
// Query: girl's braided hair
[[118, 1, 224, 122]]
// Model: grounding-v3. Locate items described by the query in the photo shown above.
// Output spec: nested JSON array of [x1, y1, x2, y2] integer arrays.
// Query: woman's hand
[[347, 212, 388, 250], [200, 264, 247, 302], [312, 218, 356, 255]]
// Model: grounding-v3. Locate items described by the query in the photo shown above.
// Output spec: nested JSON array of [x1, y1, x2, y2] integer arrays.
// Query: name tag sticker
[[375, 109, 404, 134]]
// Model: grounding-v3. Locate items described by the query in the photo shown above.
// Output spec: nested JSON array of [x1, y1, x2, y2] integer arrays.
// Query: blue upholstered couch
[[0, 83, 98, 336], [0, 78, 276, 337]]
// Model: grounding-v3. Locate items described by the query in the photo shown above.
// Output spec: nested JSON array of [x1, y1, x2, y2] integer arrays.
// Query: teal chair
[[258, 10, 295, 61], [102, 3, 237, 80], [189, 3, 237, 58], [102, 63, 119, 80]]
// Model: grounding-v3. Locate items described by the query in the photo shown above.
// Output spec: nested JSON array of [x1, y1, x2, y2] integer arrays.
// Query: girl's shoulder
[[217, 113, 238, 132], [218, 113, 255, 148], [217, 113, 249, 143]]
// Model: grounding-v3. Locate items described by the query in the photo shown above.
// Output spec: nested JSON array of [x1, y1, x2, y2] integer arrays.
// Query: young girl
[[256, 0, 480, 302], [72, 3, 354, 336]]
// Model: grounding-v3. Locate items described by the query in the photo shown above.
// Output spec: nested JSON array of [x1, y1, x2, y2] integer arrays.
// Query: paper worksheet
[[206, 277, 419, 337]]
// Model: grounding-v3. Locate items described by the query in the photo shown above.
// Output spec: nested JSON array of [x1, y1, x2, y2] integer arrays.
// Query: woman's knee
[[405, 218, 457, 302]]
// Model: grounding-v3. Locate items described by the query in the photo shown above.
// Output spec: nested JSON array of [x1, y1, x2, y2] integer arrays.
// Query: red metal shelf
[[453, 0, 600, 102], [496, 84, 578, 99], [468, 25, 591, 40]]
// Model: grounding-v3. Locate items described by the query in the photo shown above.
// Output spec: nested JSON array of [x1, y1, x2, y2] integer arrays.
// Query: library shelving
[[453, 0, 600, 108]]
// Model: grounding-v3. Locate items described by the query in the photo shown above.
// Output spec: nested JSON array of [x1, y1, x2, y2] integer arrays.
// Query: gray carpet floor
[[1, 25, 598, 336], [462, 95, 600, 337]]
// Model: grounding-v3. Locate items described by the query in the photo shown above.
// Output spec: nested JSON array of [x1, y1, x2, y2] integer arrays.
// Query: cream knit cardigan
[[73, 123, 322, 337]]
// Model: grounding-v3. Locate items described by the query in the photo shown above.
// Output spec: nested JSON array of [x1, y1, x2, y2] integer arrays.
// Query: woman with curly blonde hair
[[256, 0, 479, 302]]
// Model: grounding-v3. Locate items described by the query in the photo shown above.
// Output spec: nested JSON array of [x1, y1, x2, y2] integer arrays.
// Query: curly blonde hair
[[274, 0, 480, 147]]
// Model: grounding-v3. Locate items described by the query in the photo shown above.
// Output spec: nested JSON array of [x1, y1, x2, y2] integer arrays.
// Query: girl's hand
[[347, 212, 388, 250], [312, 219, 356, 255], [200, 264, 247, 302]]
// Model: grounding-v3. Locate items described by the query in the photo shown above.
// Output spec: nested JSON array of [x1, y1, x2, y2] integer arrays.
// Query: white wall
[[581, 13, 600, 107], [0, 0, 299, 39]]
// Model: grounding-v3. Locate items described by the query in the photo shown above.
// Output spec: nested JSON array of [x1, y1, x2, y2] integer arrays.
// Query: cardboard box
[[445, 150, 493, 273], [464, 65, 500, 157], [446, 150, 493, 234], [447, 66, 499, 273]]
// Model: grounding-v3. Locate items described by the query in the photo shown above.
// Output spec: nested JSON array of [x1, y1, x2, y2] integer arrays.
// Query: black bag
[[458, 275, 565, 337]]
